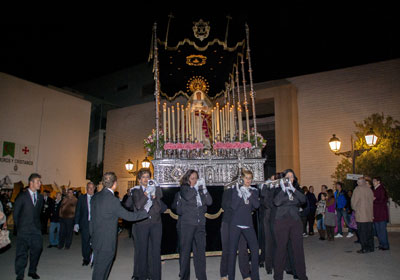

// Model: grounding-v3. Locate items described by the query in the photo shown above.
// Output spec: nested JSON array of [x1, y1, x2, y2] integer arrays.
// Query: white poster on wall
[[0, 139, 35, 186]]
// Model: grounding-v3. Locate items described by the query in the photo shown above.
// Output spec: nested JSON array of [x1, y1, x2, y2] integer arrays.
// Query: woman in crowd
[[179, 169, 212, 280], [273, 169, 308, 280], [325, 189, 336, 241], [48, 192, 62, 248], [228, 169, 260, 280], [315, 192, 327, 240], [300, 187, 310, 237], [372, 176, 390, 250]]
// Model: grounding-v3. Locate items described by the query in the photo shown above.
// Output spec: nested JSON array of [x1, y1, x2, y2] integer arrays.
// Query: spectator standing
[[334, 182, 354, 238], [372, 177, 390, 250], [315, 193, 327, 240], [48, 192, 62, 248], [300, 187, 310, 237], [58, 189, 78, 249], [318, 185, 328, 201], [351, 178, 375, 254], [325, 189, 336, 241], [40, 190, 53, 234], [306, 186, 317, 235]]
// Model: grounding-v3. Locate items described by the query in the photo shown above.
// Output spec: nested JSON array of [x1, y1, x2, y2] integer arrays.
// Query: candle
[[186, 106, 190, 142], [198, 109, 202, 142], [181, 105, 185, 142], [230, 108, 234, 141], [238, 106, 243, 141], [163, 103, 167, 142], [219, 109, 223, 141], [191, 109, 195, 142], [216, 103, 220, 140], [172, 106, 175, 142], [177, 103, 180, 142], [211, 109, 215, 142], [168, 107, 171, 141], [246, 108, 250, 142]]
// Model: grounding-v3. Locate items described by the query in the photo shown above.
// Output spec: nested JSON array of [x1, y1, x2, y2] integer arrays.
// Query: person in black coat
[[48, 192, 62, 248], [127, 169, 163, 280], [220, 183, 250, 280], [74, 182, 96, 266], [13, 173, 44, 280], [273, 169, 308, 280], [90, 172, 148, 280], [40, 190, 53, 234], [306, 186, 317, 235], [179, 169, 212, 280], [228, 169, 260, 280]]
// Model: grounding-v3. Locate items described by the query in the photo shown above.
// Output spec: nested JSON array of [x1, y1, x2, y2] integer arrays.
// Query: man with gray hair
[[90, 172, 148, 280], [74, 181, 96, 266]]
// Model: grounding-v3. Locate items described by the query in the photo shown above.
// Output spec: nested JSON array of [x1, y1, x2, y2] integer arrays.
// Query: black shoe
[[47, 245, 53, 248], [357, 249, 372, 254], [259, 262, 264, 268], [379, 246, 390, 251], [354, 240, 360, 243], [294, 275, 299, 279], [28, 273, 40, 279], [82, 260, 90, 266], [266, 269, 273, 274], [64, 247, 70, 250], [286, 270, 294, 275]]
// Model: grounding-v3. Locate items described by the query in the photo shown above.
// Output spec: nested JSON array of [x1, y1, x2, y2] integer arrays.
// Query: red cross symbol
[[22, 146, 30, 154]]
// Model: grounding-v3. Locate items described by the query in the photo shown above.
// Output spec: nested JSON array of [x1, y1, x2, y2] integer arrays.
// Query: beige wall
[[288, 59, 400, 190], [0, 73, 91, 188]]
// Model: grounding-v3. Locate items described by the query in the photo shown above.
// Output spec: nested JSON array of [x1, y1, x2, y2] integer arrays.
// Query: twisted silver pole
[[153, 22, 160, 152], [245, 23, 258, 147]]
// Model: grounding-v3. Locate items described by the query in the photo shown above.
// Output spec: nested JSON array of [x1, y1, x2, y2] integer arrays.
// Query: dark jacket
[[13, 190, 44, 235], [306, 192, 317, 212], [273, 188, 306, 221], [131, 185, 163, 224], [261, 186, 280, 221], [373, 184, 389, 222], [74, 194, 92, 229], [50, 199, 62, 222], [180, 183, 212, 226], [41, 196, 54, 217], [230, 186, 260, 228], [89, 188, 148, 253]]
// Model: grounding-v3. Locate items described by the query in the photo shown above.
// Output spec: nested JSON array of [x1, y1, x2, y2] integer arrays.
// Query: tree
[[332, 113, 400, 204], [86, 162, 104, 185]]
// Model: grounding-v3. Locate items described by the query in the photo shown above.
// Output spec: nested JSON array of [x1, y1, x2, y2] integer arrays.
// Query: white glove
[[74, 224, 79, 232], [146, 185, 155, 197], [287, 181, 296, 192]]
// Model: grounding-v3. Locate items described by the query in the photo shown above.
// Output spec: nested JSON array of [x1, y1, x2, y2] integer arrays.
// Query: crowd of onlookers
[[299, 176, 390, 253]]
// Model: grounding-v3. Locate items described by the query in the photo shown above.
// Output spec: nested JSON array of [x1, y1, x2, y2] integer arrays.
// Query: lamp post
[[329, 129, 378, 174], [141, 157, 151, 170]]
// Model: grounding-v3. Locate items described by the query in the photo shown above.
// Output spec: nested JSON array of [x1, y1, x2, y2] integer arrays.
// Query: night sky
[[1, 4, 399, 89]]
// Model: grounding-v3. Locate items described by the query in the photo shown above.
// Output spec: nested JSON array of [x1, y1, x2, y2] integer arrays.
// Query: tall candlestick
[[246, 108, 250, 142], [216, 103, 220, 140], [219, 109, 223, 141], [163, 103, 167, 141], [238, 106, 243, 141], [168, 107, 171, 141], [177, 103, 180, 142], [172, 106, 175, 142], [191, 109, 195, 141], [181, 105, 185, 142], [198, 110, 202, 142]]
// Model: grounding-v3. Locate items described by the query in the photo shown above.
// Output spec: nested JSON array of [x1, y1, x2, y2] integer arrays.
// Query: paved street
[[1, 230, 399, 280]]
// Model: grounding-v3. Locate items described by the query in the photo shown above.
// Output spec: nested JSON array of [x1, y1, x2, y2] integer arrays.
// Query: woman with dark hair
[[179, 169, 212, 280], [273, 169, 308, 280], [227, 169, 260, 280]]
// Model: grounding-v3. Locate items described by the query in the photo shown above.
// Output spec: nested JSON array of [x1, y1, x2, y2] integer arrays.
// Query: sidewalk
[[0, 230, 399, 279]]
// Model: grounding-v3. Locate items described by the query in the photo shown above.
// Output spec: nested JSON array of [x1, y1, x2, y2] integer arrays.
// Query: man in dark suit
[[74, 182, 96, 266], [40, 190, 53, 234], [13, 173, 44, 280], [90, 172, 148, 280]]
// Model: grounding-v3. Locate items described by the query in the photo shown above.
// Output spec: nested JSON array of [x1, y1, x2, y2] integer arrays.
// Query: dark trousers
[[59, 218, 74, 248], [264, 216, 276, 272], [228, 225, 259, 280], [92, 249, 115, 280], [357, 222, 374, 252], [257, 208, 266, 266], [40, 214, 49, 234], [135, 222, 162, 280], [80, 225, 91, 262], [220, 222, 250, 278], [374, 221, 389, 249], [274, 218, 307, 280], [180, 224, 207, 280], [307, 210, 316, 234], [15, 233, 43, 278], [300, 216, 308, 234]]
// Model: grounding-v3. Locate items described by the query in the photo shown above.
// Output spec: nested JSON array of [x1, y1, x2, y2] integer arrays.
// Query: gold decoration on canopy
[[186, 54, 207, 66], [157, 38, 245, 52], [186, 76, 209, 94], [193, 19, 210, 41]]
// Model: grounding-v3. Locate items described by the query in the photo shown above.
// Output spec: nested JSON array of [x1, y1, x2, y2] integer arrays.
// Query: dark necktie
[[33, 193, 37, 206]]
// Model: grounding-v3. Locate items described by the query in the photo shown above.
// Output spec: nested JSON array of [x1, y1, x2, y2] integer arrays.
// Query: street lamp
[[329, 130, 378, 174], [125, 159, 134, 172], [141, 157, 151, 169]]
